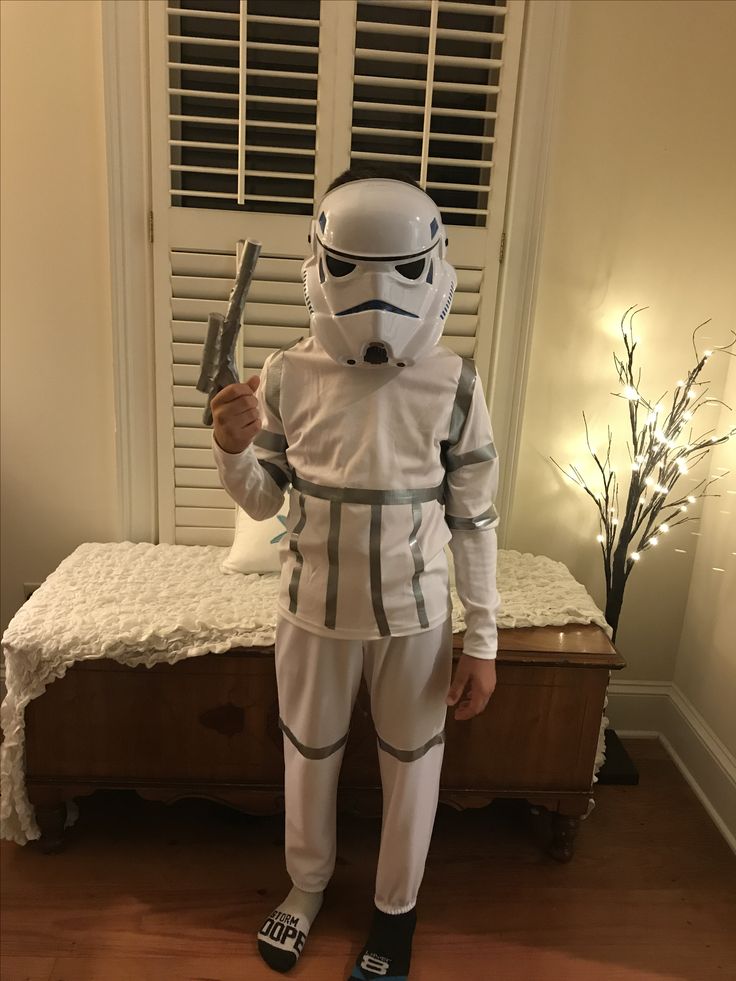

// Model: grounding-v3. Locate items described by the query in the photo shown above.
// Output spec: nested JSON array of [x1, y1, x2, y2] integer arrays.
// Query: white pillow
[[221, 503, 290, 575]]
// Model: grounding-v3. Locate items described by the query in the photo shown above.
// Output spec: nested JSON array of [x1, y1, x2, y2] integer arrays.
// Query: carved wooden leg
[[34, 802, 68, 854], [548, 813, 580, 863]]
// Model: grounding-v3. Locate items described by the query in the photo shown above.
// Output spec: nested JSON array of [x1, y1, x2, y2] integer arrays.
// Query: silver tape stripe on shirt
[[408, 500, 429, 629], [370, 504, 391, 636], [377, 729, 445, 763], [325, 500, 341, 629], [448, 358, 477, 446], [445, 441, 497, 473], [264, 350, 285, 421], [288, 493, 307, 612], [253, 429, 288, 453], [279, 717, 349, 760], [445, 504, 499, 530], [259, 459, 290, 491], [292, 474, 444, 506]]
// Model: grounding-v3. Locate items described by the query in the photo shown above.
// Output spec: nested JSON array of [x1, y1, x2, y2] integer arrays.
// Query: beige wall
[[1, 0, 118, 634], [674, 353, 736, 751], [509, 0, 736, 719]]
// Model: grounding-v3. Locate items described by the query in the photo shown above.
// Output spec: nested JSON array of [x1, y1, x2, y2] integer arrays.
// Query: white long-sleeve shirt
[[212, 335, 501, 658]]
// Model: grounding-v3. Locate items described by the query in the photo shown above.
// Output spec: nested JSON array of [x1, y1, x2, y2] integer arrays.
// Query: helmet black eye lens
[[325, 253, 356, 278], [396, 258, 425, 280]]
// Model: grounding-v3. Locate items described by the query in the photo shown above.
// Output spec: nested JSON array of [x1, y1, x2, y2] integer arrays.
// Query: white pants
[[274, 615, 453, 914]]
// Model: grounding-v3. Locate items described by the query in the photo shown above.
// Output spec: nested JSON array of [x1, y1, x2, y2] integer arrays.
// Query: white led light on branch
[[549, 305, 736, 644]]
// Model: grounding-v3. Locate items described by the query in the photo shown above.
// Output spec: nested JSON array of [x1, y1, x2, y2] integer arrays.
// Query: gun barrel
[[198, 238, 262, 426]]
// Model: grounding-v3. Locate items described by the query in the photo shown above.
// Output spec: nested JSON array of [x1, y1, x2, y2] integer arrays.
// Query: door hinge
[[148, 211, 154, 244], [499, 230, 506, 264]]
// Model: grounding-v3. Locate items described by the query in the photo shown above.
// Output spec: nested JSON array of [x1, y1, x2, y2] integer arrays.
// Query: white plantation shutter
[[148, 0, 524, 545], [170, 248, 308, 544], [349, 0, 524, 398]]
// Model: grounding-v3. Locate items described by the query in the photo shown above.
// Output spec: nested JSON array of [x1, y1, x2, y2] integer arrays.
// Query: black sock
[[348, 905, 417, 981]]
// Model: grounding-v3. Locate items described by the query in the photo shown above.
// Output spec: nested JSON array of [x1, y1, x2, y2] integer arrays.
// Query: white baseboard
[[606, 680, 736, 855]]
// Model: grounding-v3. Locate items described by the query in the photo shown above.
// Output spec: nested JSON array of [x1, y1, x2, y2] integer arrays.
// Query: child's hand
[[212, 376, 262, 454], [446, 654, 497, 721]]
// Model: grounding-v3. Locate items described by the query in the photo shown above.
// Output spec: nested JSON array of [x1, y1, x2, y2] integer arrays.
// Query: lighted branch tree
[[551, 305, 736, 643]]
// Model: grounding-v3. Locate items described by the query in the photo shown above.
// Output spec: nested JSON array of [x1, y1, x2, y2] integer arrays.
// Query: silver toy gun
[[196, 238, 262, 426]]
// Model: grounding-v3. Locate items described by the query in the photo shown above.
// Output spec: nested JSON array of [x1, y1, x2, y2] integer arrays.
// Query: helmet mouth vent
[[364, 344, 389, 365]]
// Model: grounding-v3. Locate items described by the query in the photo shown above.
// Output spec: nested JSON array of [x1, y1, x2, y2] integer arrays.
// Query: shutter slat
[[176, 528, 233, 547], [246, 41, 319, 56], [440, 335, 476, 358], [246, 14, 320, 27], [167, 34, 239, 48], [175, 426, 213, 448], [171, 275, 306, 303], [169, 87, 239, 101], [353, 151, 493, 168], [171, 165, 314, 181], [175, 447, 216, 469], [171, 254, 304, 280], [168, 61, 238, 75], [176, 507, 235, 529], [174, 385, 207, 408], [166, 7, 239, 22], [359, 1, 507, 13], [353, 101, 497, 120], [169, 114, 237, 127], [176, 468, 223, 490], [176, 487, 233, 509]]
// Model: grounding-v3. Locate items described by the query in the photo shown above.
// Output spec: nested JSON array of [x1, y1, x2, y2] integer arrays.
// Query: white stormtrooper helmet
[[301, 178, 457, 368]]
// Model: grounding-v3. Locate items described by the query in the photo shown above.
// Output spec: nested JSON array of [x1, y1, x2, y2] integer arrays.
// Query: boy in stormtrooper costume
[[211, 168, 501, 980]]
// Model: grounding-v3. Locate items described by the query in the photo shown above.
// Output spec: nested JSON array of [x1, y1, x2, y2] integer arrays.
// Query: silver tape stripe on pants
[[325, 500, 341, 629], [370, 504, 391, 636], [279, 717, 349, 760], [288, 493, 307, 613], [408, 500, 429, 629], [377, 729, 446, 763]]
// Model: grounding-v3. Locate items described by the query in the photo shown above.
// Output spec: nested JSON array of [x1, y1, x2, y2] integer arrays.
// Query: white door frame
[[101, 0, 571, 549]]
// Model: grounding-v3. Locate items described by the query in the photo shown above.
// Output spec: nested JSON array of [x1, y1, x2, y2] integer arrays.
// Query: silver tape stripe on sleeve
[[288, 493, 307, 612], [445, 504, 499, 530], [377, 729, 445, 763], [445, 441, 497, 473], [369, 505, 391, 637], [264, 350, 285, 421], [253, 429, 288, 453], [447, 358, 477, 446], [279, 717, 349, 760], [409, 500, 429, 629], [258, 459, 291, 491], [325, 500, 341, 630], [292, 474, 444, 506]]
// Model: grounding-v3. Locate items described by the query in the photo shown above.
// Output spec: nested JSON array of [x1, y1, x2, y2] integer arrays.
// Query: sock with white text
[[257, 885, 324, 973], [349, 905, 417, 980]]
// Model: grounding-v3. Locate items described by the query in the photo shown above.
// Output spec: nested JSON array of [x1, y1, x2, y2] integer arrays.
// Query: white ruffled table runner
[[1, 541, 613, 845]]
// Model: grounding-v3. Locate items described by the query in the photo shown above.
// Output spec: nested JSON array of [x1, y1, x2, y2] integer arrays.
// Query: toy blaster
[[196, 238, 262, 426]]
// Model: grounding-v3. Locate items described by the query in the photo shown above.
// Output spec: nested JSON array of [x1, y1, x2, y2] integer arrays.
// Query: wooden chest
[[24, 624, 625, 860]]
